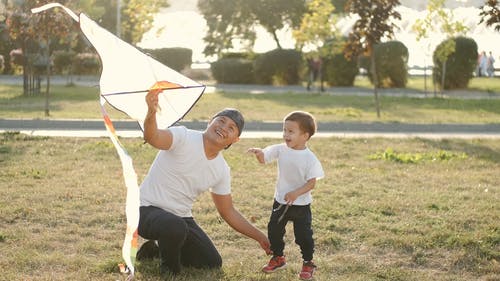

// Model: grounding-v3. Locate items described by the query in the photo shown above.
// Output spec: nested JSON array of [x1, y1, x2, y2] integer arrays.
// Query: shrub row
[[14, 47, 193, 76], [211, 36, 478, 89], [211, 48, 361, 86], [14, 37, 479, 90]]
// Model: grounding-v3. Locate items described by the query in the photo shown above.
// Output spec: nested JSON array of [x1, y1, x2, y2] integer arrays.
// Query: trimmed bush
[[432, 36, 477, 90], [73, 53, 100, 75], [363, 41, 409, 88], [143, 47, 192, 72], [9, 49, 23, 66], [220, 52, 256, 60], [211, 58, 254, 84], [322, 53, 358, 86], [53, 50, 75, 74], [254, 49, 302, 85]]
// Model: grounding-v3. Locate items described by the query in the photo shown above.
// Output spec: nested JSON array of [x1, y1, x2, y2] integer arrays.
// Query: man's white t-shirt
[[140, 126, 231, 217], [263, 143, 324, 206]]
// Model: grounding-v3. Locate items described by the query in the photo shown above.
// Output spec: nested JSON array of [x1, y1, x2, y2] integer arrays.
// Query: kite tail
[[100, 97, 140, 279], [33, 3, 140, 279]]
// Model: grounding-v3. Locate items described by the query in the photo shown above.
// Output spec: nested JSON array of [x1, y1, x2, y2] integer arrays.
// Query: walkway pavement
[[2, 74, 499, 99], [1, 75, 499, 139], [2, 118, 499, 139]]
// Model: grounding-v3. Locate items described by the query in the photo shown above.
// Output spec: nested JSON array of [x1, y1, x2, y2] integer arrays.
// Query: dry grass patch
[[0, 133, 498, 280]]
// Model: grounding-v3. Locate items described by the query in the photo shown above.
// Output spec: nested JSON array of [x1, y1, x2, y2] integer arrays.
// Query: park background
[[1, 0, 500, 280]]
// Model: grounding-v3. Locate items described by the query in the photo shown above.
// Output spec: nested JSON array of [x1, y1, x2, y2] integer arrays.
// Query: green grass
[[355, 75, 500, 93], [1, 79, 500, 124], [0, 132, 499, 280]]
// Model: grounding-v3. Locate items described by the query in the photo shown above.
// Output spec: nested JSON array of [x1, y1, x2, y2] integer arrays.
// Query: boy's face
[[282, 120, 309, 150]]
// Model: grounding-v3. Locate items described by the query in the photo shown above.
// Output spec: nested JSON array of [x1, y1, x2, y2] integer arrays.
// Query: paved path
[[2, 75, 500, 99], [1, 119, 499, 139]]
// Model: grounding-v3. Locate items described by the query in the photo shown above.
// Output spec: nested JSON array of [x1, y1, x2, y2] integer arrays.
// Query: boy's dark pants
[[268, 200, 314, 261], [138, 206, 222, 274]]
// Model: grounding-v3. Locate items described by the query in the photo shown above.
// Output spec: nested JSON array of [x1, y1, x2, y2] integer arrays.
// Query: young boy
[[248, 111, 324, 280]]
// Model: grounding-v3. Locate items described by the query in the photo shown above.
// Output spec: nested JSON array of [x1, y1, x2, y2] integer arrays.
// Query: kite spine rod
[[101, 85, 206, 96]]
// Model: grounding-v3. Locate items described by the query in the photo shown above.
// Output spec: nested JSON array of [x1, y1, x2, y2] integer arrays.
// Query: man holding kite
[[137, 89, 272, 275], [31, 3, 271, 278]]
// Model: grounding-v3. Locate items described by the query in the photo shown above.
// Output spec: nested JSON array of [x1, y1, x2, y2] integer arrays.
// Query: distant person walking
[[487, 51, 495, 77], [479, 51, 488, 77], [306, 57, 324, 92]]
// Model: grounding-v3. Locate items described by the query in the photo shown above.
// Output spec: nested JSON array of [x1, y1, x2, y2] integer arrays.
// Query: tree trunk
[[440, 60, 446, 97], [370, 52, 381, 118], [423, 60, 428, 97], [44, 42, 51, 117], [272, 30, 282, 49]]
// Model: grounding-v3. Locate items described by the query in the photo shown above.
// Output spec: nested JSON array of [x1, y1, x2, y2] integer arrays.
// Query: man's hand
[[259, 237, 273, 255], [145, 87, 161, 114]]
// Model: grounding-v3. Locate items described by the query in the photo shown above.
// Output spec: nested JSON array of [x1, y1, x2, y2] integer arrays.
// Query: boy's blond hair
[[284, 111, 317, 139]]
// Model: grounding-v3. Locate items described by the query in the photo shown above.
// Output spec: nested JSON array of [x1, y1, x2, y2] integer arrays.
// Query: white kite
[[32, 3, 205, 280]]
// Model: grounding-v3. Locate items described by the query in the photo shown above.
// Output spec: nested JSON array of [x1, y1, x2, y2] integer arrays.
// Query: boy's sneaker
[[299, 260, 317, 280], [262, 255, 286, 273]]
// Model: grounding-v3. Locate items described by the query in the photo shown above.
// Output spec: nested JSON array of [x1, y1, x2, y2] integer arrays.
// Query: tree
[[198, 0, 253, 57], [479, 0, 500, 32], [330, 0, 348, 13], [53, 0, 168, 44], [7, 0, 74, 117], [249, 0, 305, 49], [293, 0, 340, 56], [343, 0, 401, 118], [120, 0, 167, 44], [198, 0, 306, 57], [413, 0, 468, 96], [0, 20, 16, 74]]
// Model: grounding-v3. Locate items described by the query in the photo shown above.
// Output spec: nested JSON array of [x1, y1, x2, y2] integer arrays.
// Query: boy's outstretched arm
[[247, 148, 265, 164]]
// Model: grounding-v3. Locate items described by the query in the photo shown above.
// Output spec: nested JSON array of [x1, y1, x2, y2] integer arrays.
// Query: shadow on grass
[[420, 138, 500, 164], [135, 259, 226, 281]]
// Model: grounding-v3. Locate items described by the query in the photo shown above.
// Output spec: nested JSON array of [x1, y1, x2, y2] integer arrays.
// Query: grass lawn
[[0, 132, 499, 280], [1, 79, 500, 124]]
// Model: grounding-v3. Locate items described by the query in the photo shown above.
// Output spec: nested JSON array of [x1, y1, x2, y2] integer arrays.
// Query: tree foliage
[[72, 0, 167, 44], [343, 0, 401, 118], [412, 0, 468, 94], [120, 0, 167, 44], [413, 0, 468, 41], [198, 0, 306, 57], [330, 0, 348, 13], [293, 0, 340, 57], [479, 0, 500, 32], [7, 0, 74, 47], [343, 0, 401, 59]]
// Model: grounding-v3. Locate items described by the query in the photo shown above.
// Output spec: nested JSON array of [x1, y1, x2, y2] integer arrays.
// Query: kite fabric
[[32, 3, 206, 279]]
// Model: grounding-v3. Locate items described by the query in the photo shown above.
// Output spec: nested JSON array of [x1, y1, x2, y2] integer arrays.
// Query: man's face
[[207, 116, 240, 148]]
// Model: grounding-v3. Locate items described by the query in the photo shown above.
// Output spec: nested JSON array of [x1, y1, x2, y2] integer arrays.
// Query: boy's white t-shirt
[[263, 143, 324, 206], [140, 126, 231, 217]]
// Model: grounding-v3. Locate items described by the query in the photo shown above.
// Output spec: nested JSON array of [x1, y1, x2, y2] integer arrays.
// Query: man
[[137, 89, 271, 276]]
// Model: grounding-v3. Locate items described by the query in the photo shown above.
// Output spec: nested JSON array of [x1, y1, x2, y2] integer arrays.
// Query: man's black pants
[[138, 206, 222, 274]]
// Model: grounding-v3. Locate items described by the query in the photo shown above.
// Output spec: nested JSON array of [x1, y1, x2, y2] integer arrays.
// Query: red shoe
[[262, 255, 286, 273], [299, 260, 316, 280]]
